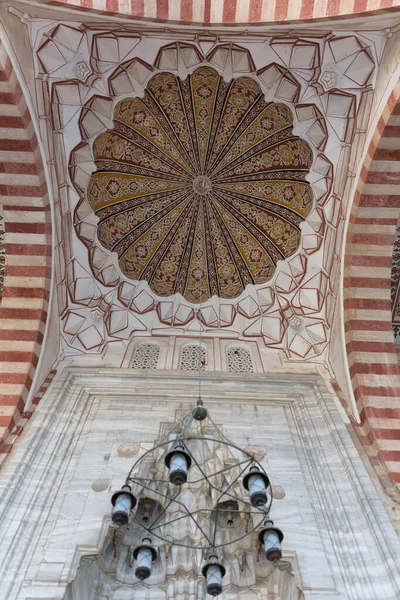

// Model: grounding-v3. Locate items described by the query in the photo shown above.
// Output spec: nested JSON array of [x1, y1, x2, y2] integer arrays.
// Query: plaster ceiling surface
[[17, 11, 388, 361]]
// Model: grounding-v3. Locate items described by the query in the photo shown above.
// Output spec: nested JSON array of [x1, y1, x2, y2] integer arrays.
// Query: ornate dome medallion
[[87, 66, 313, 303]]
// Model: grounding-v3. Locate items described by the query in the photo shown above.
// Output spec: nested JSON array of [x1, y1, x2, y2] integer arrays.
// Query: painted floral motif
[[87, 66, 313, 303]]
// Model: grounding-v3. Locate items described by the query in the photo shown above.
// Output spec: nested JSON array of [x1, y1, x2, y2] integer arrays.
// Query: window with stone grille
[[131, 343, 160, 369], [227, 347, 254, 373], [180, 345, 206, 371]]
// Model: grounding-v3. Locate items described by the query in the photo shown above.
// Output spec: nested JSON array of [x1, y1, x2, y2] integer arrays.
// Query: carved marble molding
[[65, 550, 304, 599], [0, 370, 398, 599]]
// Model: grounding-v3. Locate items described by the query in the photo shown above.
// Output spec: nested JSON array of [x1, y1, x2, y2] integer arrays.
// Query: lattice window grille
[[131, 343, 160, 369], [180, 345, 206, 371], [227, 347, 254, 373]]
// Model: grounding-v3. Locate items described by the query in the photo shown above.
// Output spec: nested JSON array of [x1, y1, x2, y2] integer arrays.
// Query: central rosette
[[87, 66, 313, 303], [193, 175, 213, 196]]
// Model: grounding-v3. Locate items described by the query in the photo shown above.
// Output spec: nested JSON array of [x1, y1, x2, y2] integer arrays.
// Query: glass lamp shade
[[133, 538, 157, 580], [259, 520, 284, 562], [111, 484, 136, 526], [165, 443, 192, 485], [202, 556, 226, 597], [192, 400, 208, 421], [243, 466, 270, 508]]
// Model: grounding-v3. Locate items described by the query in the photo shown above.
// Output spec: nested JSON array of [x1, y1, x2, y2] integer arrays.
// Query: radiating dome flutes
[[88, 67, 313, 303]]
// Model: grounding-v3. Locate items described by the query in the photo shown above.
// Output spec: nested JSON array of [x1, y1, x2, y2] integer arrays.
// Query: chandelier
[[110, 400, 284, 597]]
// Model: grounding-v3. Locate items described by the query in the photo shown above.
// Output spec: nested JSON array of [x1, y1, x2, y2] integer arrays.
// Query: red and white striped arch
[[33, 0, 400, 23], [0, 41, 52, 460], [344, 81, 400, 487]]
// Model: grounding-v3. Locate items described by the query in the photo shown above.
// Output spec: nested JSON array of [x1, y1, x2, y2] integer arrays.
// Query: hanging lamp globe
[[259, 520, 284, 562], [192, 399, 208, 421], [133, 537, 158, 580], [243, 465, 270, 508], [202, 555, 226, 597], [111, 484, 136, 526], [165, 442, 192, 485]]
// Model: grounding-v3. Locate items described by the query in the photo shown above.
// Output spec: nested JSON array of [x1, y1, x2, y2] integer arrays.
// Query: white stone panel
[[0, 370, 398, 599]]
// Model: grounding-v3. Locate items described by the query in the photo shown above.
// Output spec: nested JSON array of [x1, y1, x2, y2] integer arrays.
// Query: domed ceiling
[[87, 66, 313, 303]]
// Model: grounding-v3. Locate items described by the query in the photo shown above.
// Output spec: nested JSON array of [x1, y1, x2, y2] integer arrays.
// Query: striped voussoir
[[344, 81, 400, 488], [33, 0, 400, 23], [0, 41, 52, 460], [0, 370, 55, 467]]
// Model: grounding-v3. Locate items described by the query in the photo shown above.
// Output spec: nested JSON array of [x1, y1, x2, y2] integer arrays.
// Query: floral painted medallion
[[87, 66, 313, 303]]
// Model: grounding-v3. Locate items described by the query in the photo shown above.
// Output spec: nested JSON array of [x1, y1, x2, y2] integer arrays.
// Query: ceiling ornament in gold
[[87, 66, 313, 303]]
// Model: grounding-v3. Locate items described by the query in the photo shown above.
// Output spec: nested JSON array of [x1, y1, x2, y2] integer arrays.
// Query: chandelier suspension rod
[[197, 303, 203, 405]]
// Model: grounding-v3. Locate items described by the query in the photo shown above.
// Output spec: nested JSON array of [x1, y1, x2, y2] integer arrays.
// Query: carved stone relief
[[64, 403, 302, 599], [180, 344, 206, 371], [131, 343, 160, 370], [227, 347, 254, 373], [64, 552, 303, 599], [1, 370, 398, 599]]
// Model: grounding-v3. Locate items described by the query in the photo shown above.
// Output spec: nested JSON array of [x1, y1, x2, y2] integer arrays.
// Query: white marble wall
[[0, 369, 399, 599]]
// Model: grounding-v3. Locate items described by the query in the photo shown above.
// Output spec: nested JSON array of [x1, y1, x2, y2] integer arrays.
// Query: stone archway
[[391, 214, 400, 358], [0, 41, 52, 460], [33, 0, 400, 24], [344, 81, 400, 490]]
